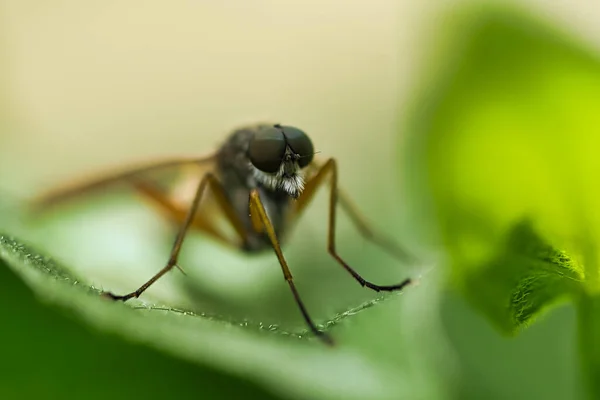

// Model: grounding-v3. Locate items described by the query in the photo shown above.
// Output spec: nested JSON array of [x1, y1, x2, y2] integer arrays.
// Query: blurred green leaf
[[402, 3, 600, 397], [0, 232, 450, 400], [461, 219, 582, 333]]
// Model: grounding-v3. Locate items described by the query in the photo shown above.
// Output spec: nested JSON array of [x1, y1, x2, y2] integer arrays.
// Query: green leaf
[[461, 219, 581, 333], [0, 235, 278, 400], [0, 229, 452, 400], [404, 1, 599, 331], [578, 292, 600, 396], [402, 3, 600, 396]]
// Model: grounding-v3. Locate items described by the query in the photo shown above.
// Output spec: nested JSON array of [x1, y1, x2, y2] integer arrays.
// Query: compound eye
[[280, 126, 314, 168], [249, 126, 286, 173]]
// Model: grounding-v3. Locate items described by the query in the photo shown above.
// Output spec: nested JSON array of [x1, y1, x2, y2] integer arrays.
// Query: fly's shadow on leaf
[[461, 219, 583, 334]]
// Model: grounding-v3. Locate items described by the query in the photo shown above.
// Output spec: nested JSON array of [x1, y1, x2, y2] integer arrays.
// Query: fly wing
[[30, 153, 218, 212]]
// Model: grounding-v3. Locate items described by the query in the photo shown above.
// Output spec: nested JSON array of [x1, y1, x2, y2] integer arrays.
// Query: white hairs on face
[[280, 173, 305, 195], [251, 160, 305, 197]]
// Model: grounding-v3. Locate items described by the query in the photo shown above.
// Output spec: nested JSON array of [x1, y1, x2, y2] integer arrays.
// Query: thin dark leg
[[337, 188, 417, 265], [294, 158, 412, 292], [104, 173, 236, 301], [249, 190, 333, 346]]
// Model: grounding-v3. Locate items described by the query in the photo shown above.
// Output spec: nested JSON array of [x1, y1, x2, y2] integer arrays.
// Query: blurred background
[[1, 1, 599, 399]]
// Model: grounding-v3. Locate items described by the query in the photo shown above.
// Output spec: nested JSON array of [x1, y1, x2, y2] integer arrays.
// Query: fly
[[32, 123, 414, 345]]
